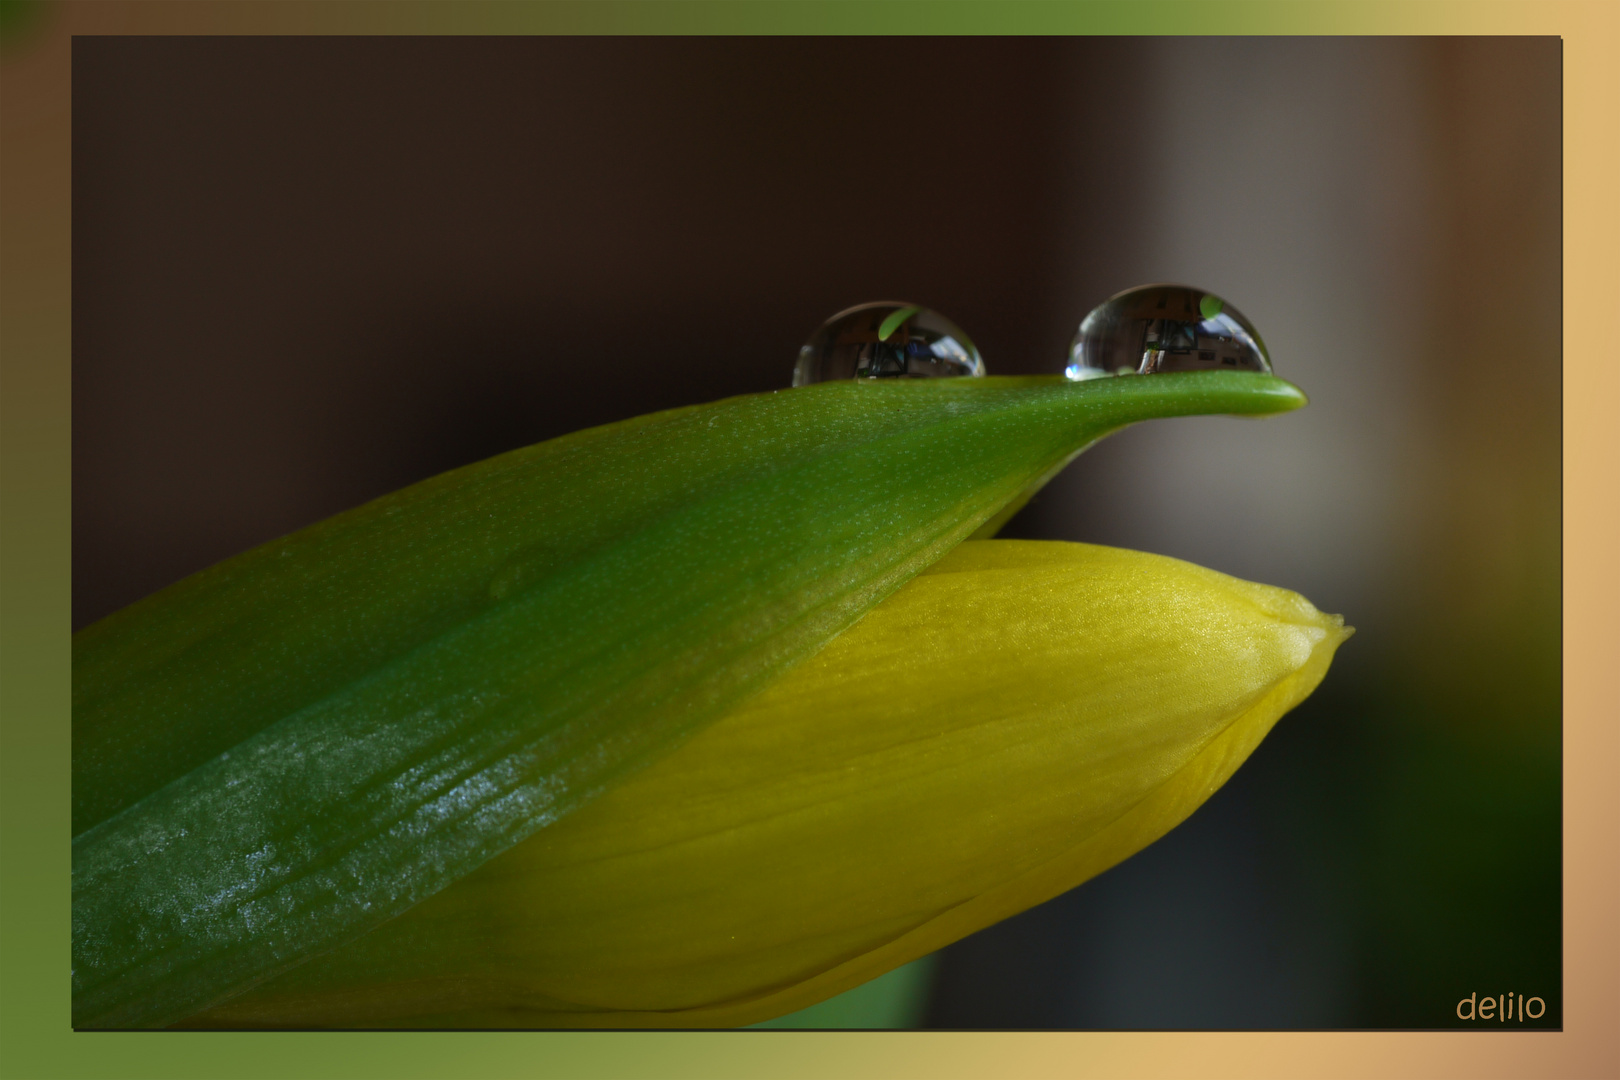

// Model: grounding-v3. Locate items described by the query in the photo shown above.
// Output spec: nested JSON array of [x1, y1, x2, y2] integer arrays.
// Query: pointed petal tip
[[1234, 375, 1308, 414], [1275, 378, 1310, 411]]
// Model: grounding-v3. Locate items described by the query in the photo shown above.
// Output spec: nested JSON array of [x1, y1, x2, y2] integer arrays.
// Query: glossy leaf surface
[[72, 373, 1305, 1028]]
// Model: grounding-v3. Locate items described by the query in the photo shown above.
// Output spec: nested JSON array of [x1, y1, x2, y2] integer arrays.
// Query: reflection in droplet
[[793, 302, 986, 386], [1064, 284, 1271, 380]]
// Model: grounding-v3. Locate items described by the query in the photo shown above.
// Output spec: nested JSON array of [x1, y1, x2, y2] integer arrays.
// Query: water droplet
[[793, 302, 986, 386], [1064, 284, 1271, 381]]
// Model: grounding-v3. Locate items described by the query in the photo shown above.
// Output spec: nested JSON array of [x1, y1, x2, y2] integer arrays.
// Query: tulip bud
[[188, 539, 1350, 1029]]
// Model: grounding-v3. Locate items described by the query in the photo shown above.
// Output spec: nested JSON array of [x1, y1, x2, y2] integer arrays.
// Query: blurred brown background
[[73, 36, 1560, 1028]]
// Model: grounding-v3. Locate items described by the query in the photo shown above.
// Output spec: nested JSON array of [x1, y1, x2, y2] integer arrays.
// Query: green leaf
[[876, 305, 921, 342], [72, 372, 1305, 1028]]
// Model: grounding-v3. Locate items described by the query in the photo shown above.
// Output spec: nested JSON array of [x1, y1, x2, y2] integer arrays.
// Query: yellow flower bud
[[189, 540, 1350, 1029]]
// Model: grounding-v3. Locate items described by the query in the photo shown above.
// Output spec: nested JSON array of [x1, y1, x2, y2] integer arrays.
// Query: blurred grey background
[[73, 36, 1560, 1028]]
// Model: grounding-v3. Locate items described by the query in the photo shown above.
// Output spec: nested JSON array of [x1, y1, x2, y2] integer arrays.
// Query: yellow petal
[[189, 540, 1350, 1029]]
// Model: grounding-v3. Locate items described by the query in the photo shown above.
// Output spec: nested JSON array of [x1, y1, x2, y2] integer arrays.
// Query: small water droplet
[[1064, 284, 1271, 381], [793, 302, 986, 386]]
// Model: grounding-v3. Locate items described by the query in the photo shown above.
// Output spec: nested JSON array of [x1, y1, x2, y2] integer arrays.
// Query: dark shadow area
[[73, 35, 1119, 628]]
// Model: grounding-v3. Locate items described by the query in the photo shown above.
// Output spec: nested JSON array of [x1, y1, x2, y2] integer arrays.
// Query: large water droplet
[[1064, 284, 1271, 380], [793, 302, 986, 386]]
